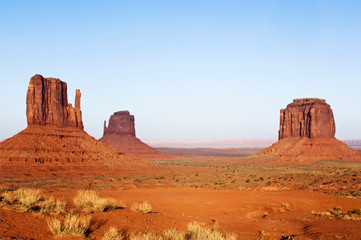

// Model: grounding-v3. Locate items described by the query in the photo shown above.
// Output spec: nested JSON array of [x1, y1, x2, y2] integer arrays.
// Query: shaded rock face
[[278, 98, 335, 140], [26, 74, 83, 129], [103, 111, 135, 136]]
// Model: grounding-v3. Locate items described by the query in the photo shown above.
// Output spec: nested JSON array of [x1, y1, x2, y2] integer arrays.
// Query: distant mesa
[[0, 75, 152, 177], [103, 111, 135, 136], [99, 111, 168, 159], [256, 98, 361, 163]]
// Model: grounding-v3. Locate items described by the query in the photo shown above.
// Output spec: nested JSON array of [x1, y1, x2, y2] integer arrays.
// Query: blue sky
[[1, 0, 360, 140]]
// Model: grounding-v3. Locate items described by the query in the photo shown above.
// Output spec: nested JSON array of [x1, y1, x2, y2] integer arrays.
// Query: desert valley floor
[[1, 150, 361, 240]]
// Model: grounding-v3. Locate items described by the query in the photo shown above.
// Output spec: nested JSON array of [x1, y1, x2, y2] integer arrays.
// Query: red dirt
[[1, 188, 361, 240]]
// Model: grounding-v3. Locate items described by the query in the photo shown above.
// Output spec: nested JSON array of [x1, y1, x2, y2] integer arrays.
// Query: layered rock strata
[[256, 98, 361, 164], [100, 111, 168, 159]]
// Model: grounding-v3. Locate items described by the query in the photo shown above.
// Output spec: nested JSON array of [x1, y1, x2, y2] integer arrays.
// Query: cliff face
[[26, 74, 83, 129], [103, 111, 135, 136], [100, 111, 168, 159], [278, 98, 335, 140]]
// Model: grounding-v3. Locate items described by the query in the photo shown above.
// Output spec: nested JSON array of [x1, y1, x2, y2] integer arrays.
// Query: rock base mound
[[256, 137, 361, 164], [0, 126, 153, 177]]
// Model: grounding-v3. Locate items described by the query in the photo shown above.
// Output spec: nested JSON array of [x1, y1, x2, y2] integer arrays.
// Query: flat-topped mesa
[[26, 74, 83, 129], [278, 98, 335, 140], [103, 111, 136, 136]]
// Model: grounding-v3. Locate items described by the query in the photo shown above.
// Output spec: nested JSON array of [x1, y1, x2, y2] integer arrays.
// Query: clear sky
[[0, 0, 360, 140]]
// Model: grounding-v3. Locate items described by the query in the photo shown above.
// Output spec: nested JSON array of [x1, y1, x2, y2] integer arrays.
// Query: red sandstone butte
[[256, 98, 361, 164], [26, 74, 83, 129], [99, 111, 168, 159], [0, 75, 153, 177], [278, 98, 335, 139]]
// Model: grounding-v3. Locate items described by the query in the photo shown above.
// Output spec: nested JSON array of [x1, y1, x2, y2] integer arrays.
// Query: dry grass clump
[[186, 221, 236, 240], [73, 190, 116, 212], [131, 201, 152, 213], [102, 227, 124, 240], [47, 214, 92, 237], [130, 233, 163, 240], [16, 188, 42, 211], [55, 198, 66, 214], [163, 229, 184, 240]]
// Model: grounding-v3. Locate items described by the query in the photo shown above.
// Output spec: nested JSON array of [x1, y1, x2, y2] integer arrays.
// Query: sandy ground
[[1, 187, 361, 240]]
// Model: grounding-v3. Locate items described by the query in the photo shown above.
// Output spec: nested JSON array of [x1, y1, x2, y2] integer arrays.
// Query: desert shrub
[[64, 214, 92, 237], [131, 201, 152, 213], [47, 218, 62, 235], [47, 214, 92, 237], [186, 222, 236, 240], [163, 229, 184, 240], [102, 227, 124, 240], [73, 190, 115, 212], [55, 198, 66, 214], [130, 233, 163, 240], [2, 190, 18, 204], [40, 196, 56, 214], [15, 188, 42, 212]]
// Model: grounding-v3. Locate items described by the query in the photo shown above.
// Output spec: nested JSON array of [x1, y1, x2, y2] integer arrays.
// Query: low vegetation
[[47, 214, 92, 237], [102, 227, 124, 240], [131, 201, 152, 213], [312, 207, 361, 220], [73, 190, 116, 212], [128, 221, 236, 240], [1, 188, 65, 214]]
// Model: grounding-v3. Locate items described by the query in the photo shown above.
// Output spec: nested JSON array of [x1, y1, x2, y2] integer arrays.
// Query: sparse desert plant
[[47, 214, 92, 237], [163, 229, 184, 240], [73, 190, 115, 212], [280, 203, 290, 212], [47, 218, 62, 235], [40, 196, 56, 214], [131, 201, 152, 213], [64, 214, 92, 237], [130, 232, 163, 240], [128, 222, 236, 240], [2, 190, 18, 204], [16, 188, 42, 212], [102, 227, 124, 240], [55, 198, 66, 214], [186, 221, 236, 240]]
